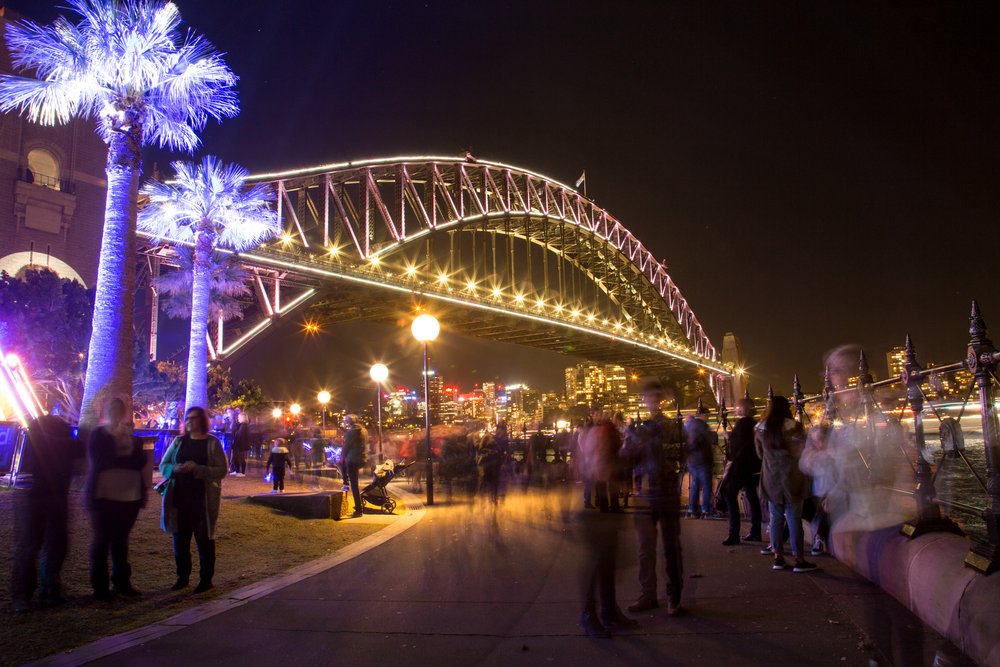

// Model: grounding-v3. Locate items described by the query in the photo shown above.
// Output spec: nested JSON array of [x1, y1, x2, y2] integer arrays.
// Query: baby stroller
[[360, 459, 413, 514]]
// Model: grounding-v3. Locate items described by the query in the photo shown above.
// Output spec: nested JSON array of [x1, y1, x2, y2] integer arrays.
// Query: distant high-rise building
[[886, 346, 906, 381], [564, 362, 629, 413], [422, 372, 444, 423]]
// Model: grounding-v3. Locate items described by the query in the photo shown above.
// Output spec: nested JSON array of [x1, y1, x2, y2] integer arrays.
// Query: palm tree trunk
[[79, 130, 140, 431], [186, 226, 213, 411]]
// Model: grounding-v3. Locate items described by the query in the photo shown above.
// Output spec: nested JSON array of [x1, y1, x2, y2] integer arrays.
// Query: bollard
[[964, 301, 1000, 574], [900, 334, 962, 538]]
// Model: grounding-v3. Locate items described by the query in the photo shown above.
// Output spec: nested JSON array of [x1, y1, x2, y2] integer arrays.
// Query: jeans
[[768, 500, 804, 558], [10, 490, 69, 602], [688, 465, 712, 515], [173, 507, 216, 584], [272, 468, 285, 491], [89, 498, 141, 593], [635, 497, 684, 604], [725, 475, 762, 539]]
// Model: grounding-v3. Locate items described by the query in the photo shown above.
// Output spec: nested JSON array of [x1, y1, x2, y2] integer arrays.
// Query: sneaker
[[793, 560, 818, 573], [772, 556, 787, 570], [193, 580, 214, 594], [760, 545, 774, 555], [626, 597, 658, 613], [351, 510, 364, 518], [811, 540, 826, 556]]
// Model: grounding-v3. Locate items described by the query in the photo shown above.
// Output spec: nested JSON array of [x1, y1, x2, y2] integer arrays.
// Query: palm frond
[[153, 247, 250, 321]]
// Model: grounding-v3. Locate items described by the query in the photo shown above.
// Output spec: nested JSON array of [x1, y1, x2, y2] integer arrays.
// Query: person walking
[[230, 413, 251, 476], [476, 434, 503, 504], [159, 406, 228, 593], [86, 396, 147, 600], [265, 438, 290, 493], [721, 398, 763, 545], [755, 396, 817, 573], [621, 382, 686, 616], [341, 415, 365, 518], [9, 415, 83, 613]]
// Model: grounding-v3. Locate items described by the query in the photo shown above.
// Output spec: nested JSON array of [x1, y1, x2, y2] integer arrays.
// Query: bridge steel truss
[[140, 156, 732, 385]]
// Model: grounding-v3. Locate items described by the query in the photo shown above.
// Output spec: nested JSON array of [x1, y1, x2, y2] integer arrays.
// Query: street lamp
[[369, 364, 389, 463], [411, 313, 439, 505], [317, 390, 331, 431], [271, 407, 282, 419]]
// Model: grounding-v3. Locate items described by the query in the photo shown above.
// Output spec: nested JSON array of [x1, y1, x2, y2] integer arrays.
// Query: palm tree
[[138, 156, 278, 411], [0, 0, 238, 429], [154, 247, 251, 323]]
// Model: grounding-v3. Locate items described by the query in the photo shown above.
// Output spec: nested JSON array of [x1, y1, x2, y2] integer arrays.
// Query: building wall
[[0, 10, 107, 288]]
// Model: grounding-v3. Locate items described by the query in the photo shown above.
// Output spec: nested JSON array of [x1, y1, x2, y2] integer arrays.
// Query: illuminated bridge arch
[[141, 157, 731, 384]]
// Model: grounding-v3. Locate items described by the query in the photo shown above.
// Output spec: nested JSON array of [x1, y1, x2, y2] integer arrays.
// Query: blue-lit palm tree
[[0, 0, 238, 428], [154, 247, 251, 323], [138, 156, 278, 411]]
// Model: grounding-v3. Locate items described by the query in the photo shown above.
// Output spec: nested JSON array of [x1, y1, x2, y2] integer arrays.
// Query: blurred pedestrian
[[341, 415, 365, 518], [721, 398, 762, 545], [159, 406, 228, 593], [756, 396, 817, 573], [621, 381, 686, 615], [86, 396, 147, 600], [476, 434, 503, 504], [587, 411, 623, 513], [230, 413, 251, 476], [9, 415, 83, 613], [266, 438, 290, 493], [684, 404, 716, 518], [309, 427, 327, 469]]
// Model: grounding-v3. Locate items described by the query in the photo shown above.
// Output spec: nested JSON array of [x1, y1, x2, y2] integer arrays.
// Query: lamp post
[[317, 390, 331, 431], [369, 364, 389, 463], [411, 314, 440, 505]]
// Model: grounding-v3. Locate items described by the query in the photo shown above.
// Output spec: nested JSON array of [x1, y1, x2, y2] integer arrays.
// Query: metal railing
[[18, 168, 76, 194], [743, 301, 1000, 575]]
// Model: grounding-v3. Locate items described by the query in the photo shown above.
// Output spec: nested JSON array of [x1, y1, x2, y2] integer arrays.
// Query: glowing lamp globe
[[290, 403, 301, 415], [4, 353, 19, 368], [271, 408, 282, 419], [317, 390, 331, 405], [411, 314, 440, 343], [370, 363, 389, 383]]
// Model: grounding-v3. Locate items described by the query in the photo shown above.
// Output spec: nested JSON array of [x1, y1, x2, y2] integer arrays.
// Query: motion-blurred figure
[[622, 381, 686, 616], [9, 415, 83, 613], [684, 404, 717, 518], [721, 398, 762, 545]]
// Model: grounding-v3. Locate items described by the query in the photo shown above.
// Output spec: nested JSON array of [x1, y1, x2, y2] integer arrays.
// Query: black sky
[[11, 0, 1000, 403]]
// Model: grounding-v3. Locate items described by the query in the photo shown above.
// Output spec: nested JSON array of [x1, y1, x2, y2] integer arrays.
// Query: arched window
[[27, 148, 60, 190]]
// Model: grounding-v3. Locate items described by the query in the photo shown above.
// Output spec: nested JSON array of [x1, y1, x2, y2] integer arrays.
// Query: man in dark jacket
[[10, 415, 84, 612], [341, 415, 365, 517], [684, 406, 717, 518], [620, 382, 686, 616], [721, 398, 763, 545], [230, 414, 251, 476]]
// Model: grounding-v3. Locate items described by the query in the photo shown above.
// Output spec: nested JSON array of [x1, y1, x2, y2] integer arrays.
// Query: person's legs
[[768, 501, 785, 556], [724, 487, 741, 540], [583, 474, 593, 508], [172, 511, 194, 585], [349, 465, 362, 514], [660, 504, 684, 608], [687, 469, 700, 515], [10, 491, 44, 608], [89, 501, 113, 595], [633, 512, 658, 602], [698, 466, 713, 515], [785, 501, 805, 559], [39, 495, 69, 601], [110, 501, 141, 592], [594, 480, 609, 511], [192, 514, 216, 588]]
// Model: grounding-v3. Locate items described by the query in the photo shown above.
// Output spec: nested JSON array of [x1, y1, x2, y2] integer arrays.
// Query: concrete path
[[41, 483, 971, 667]]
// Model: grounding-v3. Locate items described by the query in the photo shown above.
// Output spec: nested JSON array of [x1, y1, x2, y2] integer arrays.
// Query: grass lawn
[[0, 473, 388, 666]]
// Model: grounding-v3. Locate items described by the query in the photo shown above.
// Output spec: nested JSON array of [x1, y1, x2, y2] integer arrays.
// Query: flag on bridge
[[575, 170, 586, 189]]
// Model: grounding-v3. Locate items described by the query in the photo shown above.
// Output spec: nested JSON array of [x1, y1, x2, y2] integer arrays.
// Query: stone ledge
[[246, 490, 347, 520], [832, 516, 999, 667]]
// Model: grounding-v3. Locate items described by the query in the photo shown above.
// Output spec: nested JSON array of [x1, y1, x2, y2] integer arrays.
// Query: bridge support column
[[900, 335, 962, 539], [965, 301, 1000, 574]]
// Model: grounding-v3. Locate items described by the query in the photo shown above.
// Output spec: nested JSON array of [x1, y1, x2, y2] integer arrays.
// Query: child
[[266, 438, 290, 493]]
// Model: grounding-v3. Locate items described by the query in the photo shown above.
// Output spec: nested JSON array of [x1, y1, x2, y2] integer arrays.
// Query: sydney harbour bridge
[[139, 156, 733, 391]]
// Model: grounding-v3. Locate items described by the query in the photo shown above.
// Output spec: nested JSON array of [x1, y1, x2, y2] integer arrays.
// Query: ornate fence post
[[793, 373, 805, 424], [965, 301, 1000, 574], [901, 334, 962, 538]]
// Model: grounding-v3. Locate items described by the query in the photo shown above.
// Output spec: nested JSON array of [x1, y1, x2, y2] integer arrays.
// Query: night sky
[[10, 1, 1000, 405]]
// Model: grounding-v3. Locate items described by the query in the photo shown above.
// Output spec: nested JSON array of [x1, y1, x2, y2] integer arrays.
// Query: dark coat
[[342, 426, 364, 468], [727, 416, 761, 481], [232, 422, 252, 452], [84, 426, 147, 508], [21, 415, 83, 498]]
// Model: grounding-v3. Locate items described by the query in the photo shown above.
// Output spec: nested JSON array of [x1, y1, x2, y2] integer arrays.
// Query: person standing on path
[[9, 415, 83, 613], [159, 406, 228, 593], [755, 396, 817, 573], [621, 381, 686, 616], [341, 415, 365, 518], [684, 405, 716, 518], [86, 396, 147, 600], [265, 438, 290, 493], [230, 413, 251, 476], [721, 398, 763, 545]]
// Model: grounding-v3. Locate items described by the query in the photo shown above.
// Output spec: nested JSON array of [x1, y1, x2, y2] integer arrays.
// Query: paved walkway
[[39, 484, 970, 667]]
